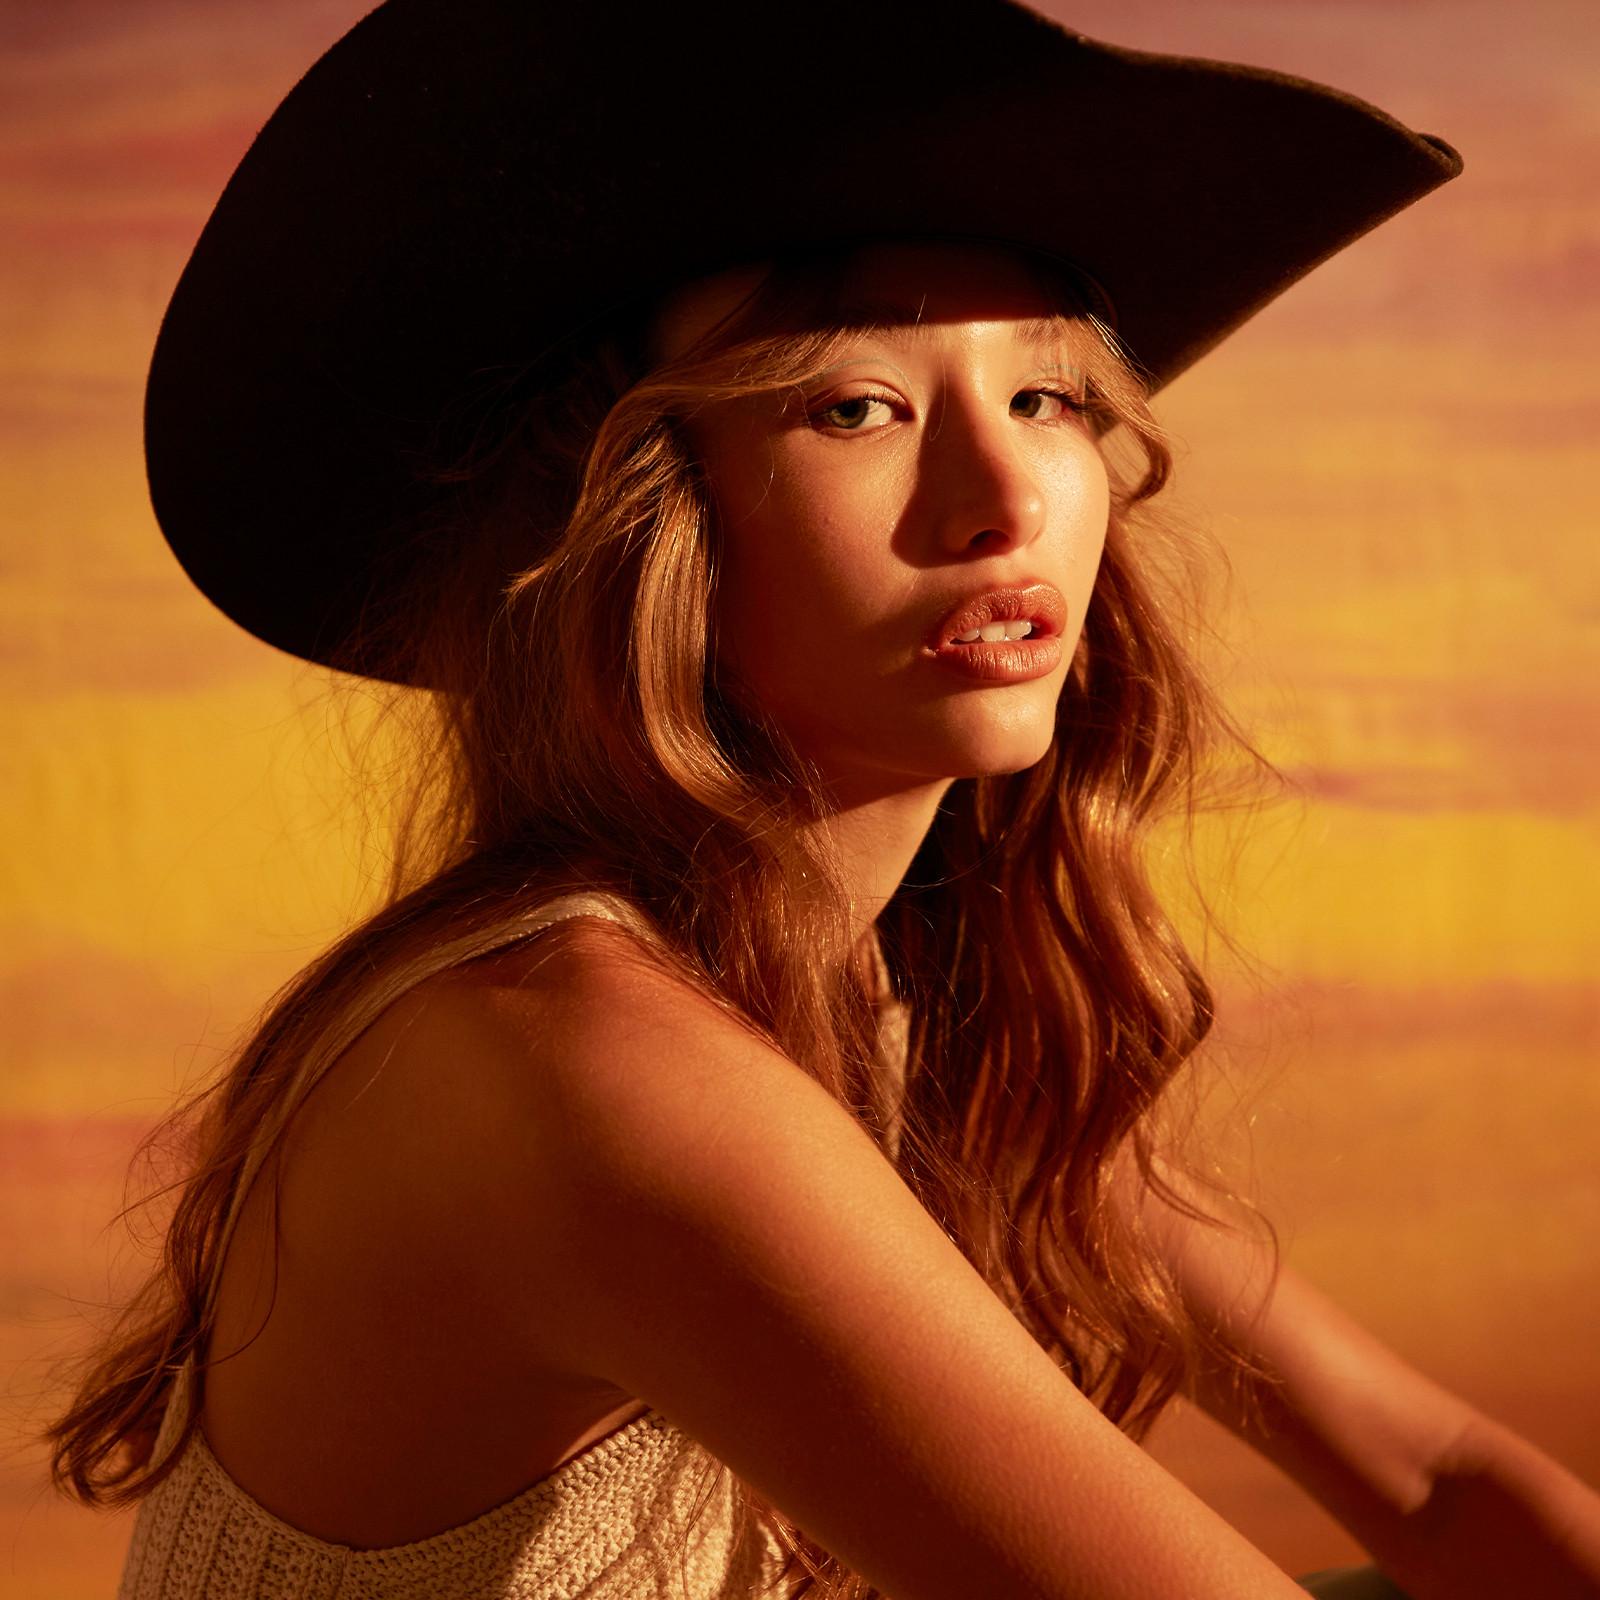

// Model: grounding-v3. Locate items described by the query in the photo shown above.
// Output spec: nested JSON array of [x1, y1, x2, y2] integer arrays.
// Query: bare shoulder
[[450, 908, 730, 1036], [318, 910, 712, 1125], [406, 910, 756, 1130], [255, 912, 728, 1393], [411, 910, 864, 1237], [280, 917, 1309, 1597], [378, 921, 1307, 1599]]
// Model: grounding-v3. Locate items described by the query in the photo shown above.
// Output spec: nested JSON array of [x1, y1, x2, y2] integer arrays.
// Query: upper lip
[[927, 582, 1067, 650]]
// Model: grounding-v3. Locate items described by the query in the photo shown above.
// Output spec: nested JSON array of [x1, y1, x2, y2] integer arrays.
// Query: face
[[651, 240, 1112, 805]]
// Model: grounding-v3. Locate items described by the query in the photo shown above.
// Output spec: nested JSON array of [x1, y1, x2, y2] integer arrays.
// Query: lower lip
[[928, 635, 1064, 683]]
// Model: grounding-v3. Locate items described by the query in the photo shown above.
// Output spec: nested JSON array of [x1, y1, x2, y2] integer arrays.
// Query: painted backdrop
[[3, 1, 1596, 1594]]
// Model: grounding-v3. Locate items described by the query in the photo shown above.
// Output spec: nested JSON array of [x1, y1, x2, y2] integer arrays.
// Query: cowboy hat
[[144, 0, 1462, 683]]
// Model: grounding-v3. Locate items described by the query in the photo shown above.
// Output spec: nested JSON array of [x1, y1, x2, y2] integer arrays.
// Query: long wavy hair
[[45, 240, 1284, 1598]]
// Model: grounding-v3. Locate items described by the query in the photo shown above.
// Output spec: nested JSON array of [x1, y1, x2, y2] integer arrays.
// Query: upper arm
[[428, 924, 1310, 1600], [1132, 1158, 1483, 1550]]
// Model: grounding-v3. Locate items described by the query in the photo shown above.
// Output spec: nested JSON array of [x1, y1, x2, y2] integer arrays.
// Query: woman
[[42, 3, 1600, 1597]]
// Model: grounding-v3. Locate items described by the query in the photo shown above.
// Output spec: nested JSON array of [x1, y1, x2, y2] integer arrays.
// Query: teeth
[[953, 619, 1035, 644]]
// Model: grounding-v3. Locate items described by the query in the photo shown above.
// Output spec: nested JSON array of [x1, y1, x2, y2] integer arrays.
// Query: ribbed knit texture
[[117, 1400, 787, 1599], [117, 892, 910, 1598]]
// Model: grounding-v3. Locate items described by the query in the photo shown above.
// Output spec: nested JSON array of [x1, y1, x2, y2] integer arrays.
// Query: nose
[[922, 390, 1049, 558]]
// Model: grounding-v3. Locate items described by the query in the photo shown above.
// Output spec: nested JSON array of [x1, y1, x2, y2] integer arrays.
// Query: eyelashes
[[806, 384, 1093, 435]]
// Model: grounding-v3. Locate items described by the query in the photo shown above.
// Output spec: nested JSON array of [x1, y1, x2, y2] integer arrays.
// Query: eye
[[807, 384, 1092, 435], [1011, 386, 1089, 421], [809, 389, 899, 434]]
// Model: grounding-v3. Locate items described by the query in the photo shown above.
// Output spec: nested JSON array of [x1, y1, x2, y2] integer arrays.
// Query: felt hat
[[144, 0, 1462, 683]]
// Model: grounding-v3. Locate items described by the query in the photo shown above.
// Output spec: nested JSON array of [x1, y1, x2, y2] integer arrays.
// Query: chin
[[941, 699, 1061, 778], [907, 724, 1057, 783], [955, 738, 1056, 780], [803, 696, 1063, 794]]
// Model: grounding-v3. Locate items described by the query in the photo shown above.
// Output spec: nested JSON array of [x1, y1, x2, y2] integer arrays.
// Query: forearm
[[1370, 1411, 1600, 1600], [1128, 1175, 1600, 1599]]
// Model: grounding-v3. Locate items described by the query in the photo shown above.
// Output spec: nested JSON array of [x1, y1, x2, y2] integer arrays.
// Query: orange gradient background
[[2, 2, 1597, 1594]]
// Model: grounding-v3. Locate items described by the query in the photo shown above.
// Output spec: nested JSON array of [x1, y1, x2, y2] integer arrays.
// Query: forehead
[[826, 239, 1068, 334], [648, 238, 1077, 365]]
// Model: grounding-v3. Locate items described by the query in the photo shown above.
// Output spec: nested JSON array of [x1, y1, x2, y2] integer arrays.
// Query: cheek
[[705, 462, 814, 692], [1066, 458, 1111, 593], [713, 452, 897, 673], [694, 428, 781, 669], [1069, 502, 1113, 658], [714, 497, 853, 696]]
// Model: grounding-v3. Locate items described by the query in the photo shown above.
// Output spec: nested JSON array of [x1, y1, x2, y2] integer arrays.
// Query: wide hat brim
[[145, 0, 1462, 685]]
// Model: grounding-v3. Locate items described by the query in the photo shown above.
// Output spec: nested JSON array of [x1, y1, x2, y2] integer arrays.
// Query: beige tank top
[[116, 891, 911, 1599]]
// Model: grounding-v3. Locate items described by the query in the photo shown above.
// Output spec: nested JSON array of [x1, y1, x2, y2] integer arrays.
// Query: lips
[[926, 582, 1068, 653]]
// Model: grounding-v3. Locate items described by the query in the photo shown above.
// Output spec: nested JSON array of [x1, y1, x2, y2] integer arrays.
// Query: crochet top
[[117, 892, 913, 1600]]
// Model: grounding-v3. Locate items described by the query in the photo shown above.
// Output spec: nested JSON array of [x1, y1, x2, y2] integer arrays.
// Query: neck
[[813, 777, 953, 1001]]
